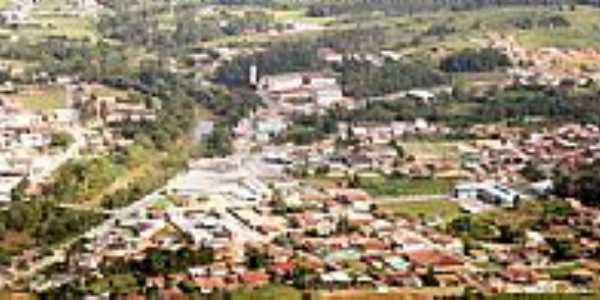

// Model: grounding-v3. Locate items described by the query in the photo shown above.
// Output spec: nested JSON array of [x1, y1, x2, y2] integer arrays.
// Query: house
[[239, 271, 269, 287], [269, 261, 296, 277], [311, 85, 343, 108], [321, 271, 352, 287], [50, 109, 79, 125], [317, 48, 343, 64], [405, 249, 463, 272], [501, 264, 539, 284], [255, 115, 287, 142], [327, 188, 372, 203], [0, 176, 21, 203], [407, 90, 435, 103], [195, 121, 215, 139], [0, 9, 27, 26], [258, 73, 304, 92]]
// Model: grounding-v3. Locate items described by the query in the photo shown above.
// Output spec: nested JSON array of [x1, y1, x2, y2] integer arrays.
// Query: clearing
[[378, 199, 463, 224], [12, 85, 66, 111]]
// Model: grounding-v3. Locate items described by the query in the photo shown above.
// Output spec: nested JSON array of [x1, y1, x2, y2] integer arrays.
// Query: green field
[[343, 6, 600, 50], [0, 0, 10, 10], [378, 199, 463, 223], [13, 86, 67, 111], [360, 177, 456, 197], [232, 285, 311, 300], [400, 141, 461, 160]]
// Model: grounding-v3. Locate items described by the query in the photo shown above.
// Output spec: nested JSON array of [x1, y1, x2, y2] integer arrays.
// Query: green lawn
[[87, 273, 140, 295], [30, 15, 97, 41], [400, 141, 461, 161], [364, 6, 600, 50], [378, 199, 462, 223], [545, 262, 582, 280], [232, 285, 312, 300], [0, 0, 10, 10], [14, 86, 66, 111], [360, 177, 456, 196]]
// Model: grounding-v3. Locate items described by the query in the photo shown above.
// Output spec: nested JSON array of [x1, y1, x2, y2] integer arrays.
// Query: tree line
[[307, 0, 590, 17]]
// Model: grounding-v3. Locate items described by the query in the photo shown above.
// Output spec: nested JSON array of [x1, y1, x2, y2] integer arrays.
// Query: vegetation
[[281, 112, 338, 145], [232, 284, 307, 300], [216, 40, 321, 85], [440, 48, 511, 73], [554, 162, 600, 207], [49, 131, 75, 149], [13, 85, 66, 111], [306, 0, 581, 18], [448, 200, 576, 248], [341, 59, 447, 97], [39, 247, 215, 297], [47, 157, 124, 203], [0, 202, 103, 257], [357, 176, 455, 196], [378, 199, 462, 224]]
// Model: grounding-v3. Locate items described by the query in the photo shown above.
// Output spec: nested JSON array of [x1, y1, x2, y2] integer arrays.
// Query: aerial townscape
[[2, 0, 600, 299]]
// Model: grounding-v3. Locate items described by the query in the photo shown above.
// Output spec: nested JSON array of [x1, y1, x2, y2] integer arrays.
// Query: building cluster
[[485, 33, 600, 88], [0, 81, 160, 205], [0, 96, 81, 203], [461, 123, 600, 184], [0, 0, 100, 27]]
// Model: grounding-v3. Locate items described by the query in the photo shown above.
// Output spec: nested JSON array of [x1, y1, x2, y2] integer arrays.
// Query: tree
[[440, 48, 511, 73], [50, 131, 75, 149], [10, 178, 29, 202], [292, 267, 315, 289], [547, 237, 574, 261], [422, 265, 438, 286], [246, 247, 268, 270], [200, 126, 233, 157]]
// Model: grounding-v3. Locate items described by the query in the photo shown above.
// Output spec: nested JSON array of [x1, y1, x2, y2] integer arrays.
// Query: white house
[[312, 85, 343, 108], [258, 73, 304, 92]]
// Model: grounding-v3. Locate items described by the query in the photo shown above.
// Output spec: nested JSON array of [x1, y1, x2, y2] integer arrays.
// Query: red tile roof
[[405, 250, 463, 267], [240, 271, 270, 285], [271, 261, 296, 275]]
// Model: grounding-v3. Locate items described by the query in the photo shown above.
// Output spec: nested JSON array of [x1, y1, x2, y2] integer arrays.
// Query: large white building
[[454, 181, 520, 208]]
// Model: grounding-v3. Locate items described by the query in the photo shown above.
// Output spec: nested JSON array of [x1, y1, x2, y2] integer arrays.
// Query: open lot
[[349, 6, 600, 51], [378, 199, 463, 224], [12, 85, 66, 111], [360, 177, 455, 197], [321, 288, 462, 300], [232, 284, 308, 300], [0, 0, 10, 10], [399, 141, 461, 161]]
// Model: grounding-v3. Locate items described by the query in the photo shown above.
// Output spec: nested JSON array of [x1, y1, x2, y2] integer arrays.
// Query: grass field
[[88, 83, 130, 99], [0, 231, 35, 257], [366, 6, 600, 50], [0, 291, 34, 300], [0, 0, 10, 10], [378, 199, 463, 224], [27, 15, 98, 41], [400, 141, 461, 161], [361, 177, 456, 197], [87, 273, 140, 295], [13, 85, 66, 111], [232, 285, 310, 300], [322, 288, 462, 300], [273, 8, 337, 25], [545, 262, 583, 280]]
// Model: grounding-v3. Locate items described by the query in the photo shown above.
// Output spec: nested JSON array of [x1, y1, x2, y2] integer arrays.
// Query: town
[[0, 0, 599, 299]]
